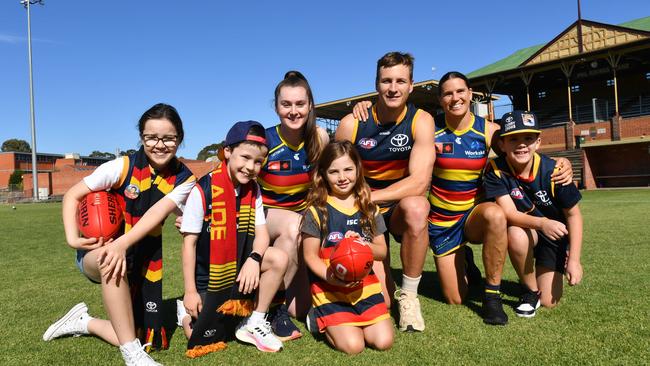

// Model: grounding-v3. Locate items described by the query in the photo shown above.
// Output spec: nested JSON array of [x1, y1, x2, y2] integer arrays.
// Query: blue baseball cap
[[217, 120, 267, 161], [500, 111, 541, 137]]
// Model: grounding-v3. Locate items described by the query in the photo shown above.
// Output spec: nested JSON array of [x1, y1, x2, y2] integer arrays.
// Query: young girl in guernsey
[[301, 141, 393, 355], [43, 104, 196, 366]]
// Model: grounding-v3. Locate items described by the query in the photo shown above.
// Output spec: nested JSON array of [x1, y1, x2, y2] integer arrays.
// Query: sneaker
[[305, 307, 319, 335], [176, 299, 189, 327], [483, 293, 508, 325], [515, 289, 541, 318], [464, 246, 482, 287], [235, 316, 283, 352], [269, 304, 302, 341], [395, 290, 425, 332], [42, 302, 89, 341], [119, 338, 162, 366]]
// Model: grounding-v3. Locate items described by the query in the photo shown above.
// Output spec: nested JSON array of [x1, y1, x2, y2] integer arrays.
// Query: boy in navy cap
[[483, 111, 584, 318], [178, 121, 289, 357]]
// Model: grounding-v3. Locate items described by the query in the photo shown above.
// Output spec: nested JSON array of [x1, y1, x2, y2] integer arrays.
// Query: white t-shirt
[[180, 180, 266, 234], [83, 157, 194, 210]]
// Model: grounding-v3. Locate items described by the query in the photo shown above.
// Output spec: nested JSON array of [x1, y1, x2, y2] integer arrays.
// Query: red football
[[329, 237, 374, 282], [77, 191, 123, 239]]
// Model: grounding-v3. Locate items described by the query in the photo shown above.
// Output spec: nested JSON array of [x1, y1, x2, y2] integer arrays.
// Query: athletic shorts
[[427, 206, 477, 257], [534, 233, 569, 274], [75, 249, 100, 284], [380, 203, 402, 244]]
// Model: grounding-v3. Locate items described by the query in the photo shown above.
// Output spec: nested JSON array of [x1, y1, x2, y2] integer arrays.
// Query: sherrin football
[[77, 191, 123, 239], [329, 236, 374, 282]]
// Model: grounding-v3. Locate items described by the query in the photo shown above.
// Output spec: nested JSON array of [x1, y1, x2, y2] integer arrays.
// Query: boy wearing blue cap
[[483, 111, 584, 318], [178, 121, 288, 357]]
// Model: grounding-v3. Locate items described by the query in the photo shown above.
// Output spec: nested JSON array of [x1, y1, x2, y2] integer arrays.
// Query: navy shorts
[[427, 206, 477, 257], [534, 233, 569, 274], [381, 203, 402, 244]]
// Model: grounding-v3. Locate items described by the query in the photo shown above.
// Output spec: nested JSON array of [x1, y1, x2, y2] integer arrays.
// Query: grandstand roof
[[468, 16, 650, 79]]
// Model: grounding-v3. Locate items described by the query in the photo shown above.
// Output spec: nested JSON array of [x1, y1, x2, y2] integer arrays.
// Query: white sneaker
[[119, 339, 162, 366], [42, 302, 89, 341], [235, 316, 283, 352], [176, 300, 189, 327], [395, 290, 425, 332]]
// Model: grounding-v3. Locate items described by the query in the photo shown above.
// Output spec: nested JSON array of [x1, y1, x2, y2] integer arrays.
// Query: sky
[[1, 0, 648, 159]]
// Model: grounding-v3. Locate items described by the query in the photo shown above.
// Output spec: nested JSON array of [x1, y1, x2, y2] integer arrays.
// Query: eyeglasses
[[141, 134, 178, 148]]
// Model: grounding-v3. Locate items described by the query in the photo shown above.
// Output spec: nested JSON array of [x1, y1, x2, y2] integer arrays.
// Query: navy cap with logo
[[500, 111, 541, 137], [218, 120, 267, 160]]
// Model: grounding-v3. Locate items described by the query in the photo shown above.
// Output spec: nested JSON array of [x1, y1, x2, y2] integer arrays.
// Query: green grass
[[1, 189, 649, 365]]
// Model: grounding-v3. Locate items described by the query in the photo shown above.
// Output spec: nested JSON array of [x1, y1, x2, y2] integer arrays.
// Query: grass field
[[1, 189, 649, 365]]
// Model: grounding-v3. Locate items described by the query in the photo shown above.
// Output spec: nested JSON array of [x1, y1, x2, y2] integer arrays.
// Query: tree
[[197, 143, 222, 161], [119, 149, 137, 156], [89, 151, 116, 159], [2, 139, 31, 153], [8, 169, 24, 190]]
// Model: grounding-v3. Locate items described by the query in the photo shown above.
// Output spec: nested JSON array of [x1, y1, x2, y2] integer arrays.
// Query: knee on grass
[[335, 336, 365, 355]]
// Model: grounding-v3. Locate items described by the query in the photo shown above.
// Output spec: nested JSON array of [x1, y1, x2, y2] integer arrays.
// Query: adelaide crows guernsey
[[428, 113, 491, 227], [353, 103, 421, 211], [483, 153, 581, 223], [258, 125, 312, 211]]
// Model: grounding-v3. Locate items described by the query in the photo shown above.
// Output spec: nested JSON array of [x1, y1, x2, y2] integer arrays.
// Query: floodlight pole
[[22, 0, 42, 200]]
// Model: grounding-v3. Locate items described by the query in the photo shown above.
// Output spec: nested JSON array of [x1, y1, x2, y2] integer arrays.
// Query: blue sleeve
[[553, 182, 582, 209], [483, 164, 509, 200]]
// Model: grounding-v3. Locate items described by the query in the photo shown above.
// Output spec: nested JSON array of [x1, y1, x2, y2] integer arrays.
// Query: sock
[[485, 283, 501, 295], [80, 313, 93, 334], [401, 274, 421, 294], [248, 311, 266, 325]]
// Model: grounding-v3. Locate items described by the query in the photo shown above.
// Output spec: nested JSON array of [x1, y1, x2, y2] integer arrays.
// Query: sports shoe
[[176, 299, 189, 327], [305, 307, 319, 335], [269, 304, 302, 341], [235, 316, 283, 352], [483, 293, 508, 325], [395, 290, 425, 332], [119, 338, 162, 366], [515, 289, 541, 318], [42, 302, 89, 341], [464, 246, 482, 287]]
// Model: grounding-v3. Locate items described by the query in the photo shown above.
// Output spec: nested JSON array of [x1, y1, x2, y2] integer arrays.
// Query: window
[[571, 85, 580, 93], [537, 91, 547, 98], [606, 79, 614, 87]]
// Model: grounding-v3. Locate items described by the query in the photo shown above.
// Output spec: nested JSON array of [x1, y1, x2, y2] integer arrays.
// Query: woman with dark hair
[[257, 71, 329, 340], [353, 71, 572, 326], [43, 103, 196, 365]]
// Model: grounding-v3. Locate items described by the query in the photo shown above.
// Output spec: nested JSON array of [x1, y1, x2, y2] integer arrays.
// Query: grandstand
[[315, 15, 650, 189]]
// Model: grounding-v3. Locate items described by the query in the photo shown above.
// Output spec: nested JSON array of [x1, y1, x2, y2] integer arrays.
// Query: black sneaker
[[515, 289, 541, 318], [270, 304, 302, 341], [305, 307, 319, 335], [464, 246, 482, 287], [483, 293, 508, 325]]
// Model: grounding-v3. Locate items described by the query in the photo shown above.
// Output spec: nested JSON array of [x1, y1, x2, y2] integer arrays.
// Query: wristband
[[248, 251, 263, 264]]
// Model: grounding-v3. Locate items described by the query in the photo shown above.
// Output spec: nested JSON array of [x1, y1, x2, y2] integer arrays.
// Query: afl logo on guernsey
[[510, 188, 524, 200], [358, 138, 377, 149], [327, 232, 344, 242]]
